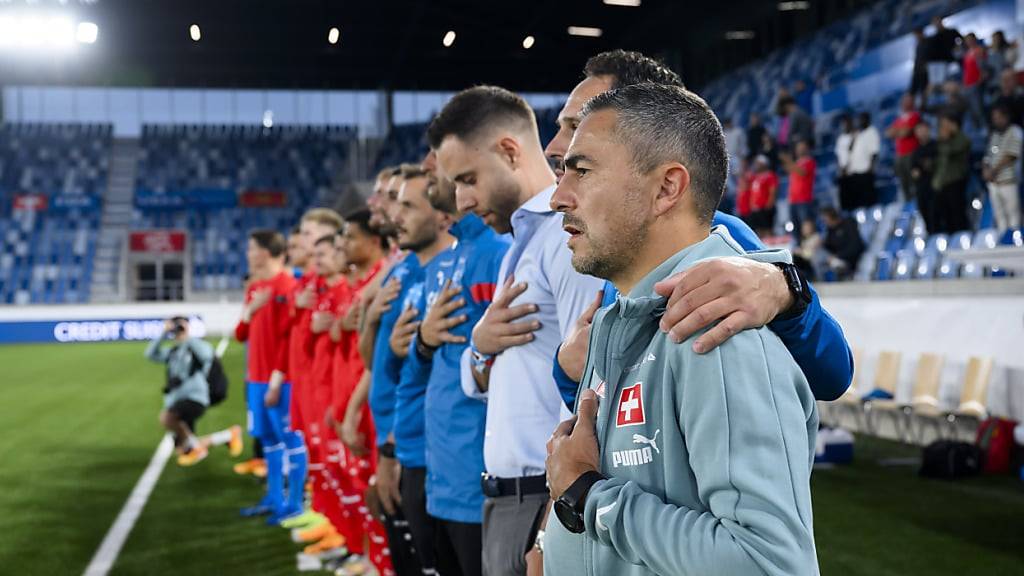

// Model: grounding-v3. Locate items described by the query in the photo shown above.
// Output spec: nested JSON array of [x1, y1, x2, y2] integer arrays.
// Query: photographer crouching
[[145, 316, 242, 466]]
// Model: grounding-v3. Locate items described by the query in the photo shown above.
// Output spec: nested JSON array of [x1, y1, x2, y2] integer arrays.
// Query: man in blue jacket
[[544, 50, 852, 407], [402, 172, 510, 576], [544, 81, 819, 576], [365, 165, 454, 575]]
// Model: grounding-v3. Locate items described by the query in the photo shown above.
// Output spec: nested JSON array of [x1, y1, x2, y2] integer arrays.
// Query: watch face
[[554, 499, 586, 534]]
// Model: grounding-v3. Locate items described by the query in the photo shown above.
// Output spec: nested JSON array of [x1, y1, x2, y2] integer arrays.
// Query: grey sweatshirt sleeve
[[582, 329, 817, 576], [144, 335, 169, 363]]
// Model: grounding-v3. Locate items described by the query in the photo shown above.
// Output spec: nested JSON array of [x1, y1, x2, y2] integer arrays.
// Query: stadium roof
[[0, 0, 877, 92]]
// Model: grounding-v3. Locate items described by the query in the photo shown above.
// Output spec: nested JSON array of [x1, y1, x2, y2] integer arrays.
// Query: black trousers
[[400, 466, 437, 572], [381, 508, 423, 576], [435, 518, 483, 576], [935, 178, 969, 234]]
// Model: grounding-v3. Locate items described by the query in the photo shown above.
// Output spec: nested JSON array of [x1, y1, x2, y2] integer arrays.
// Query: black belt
[[480, 473, 548, 498]]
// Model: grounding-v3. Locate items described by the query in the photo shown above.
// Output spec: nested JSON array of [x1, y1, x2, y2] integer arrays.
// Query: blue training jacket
[[552, 210, 854, 405], [368, 252, 422, 448], [405, 214, 510, 523]]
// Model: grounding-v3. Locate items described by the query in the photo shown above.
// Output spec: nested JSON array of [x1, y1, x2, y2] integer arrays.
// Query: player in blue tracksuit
[[405, 212, 510, 576], [552, 209, 854, 407]]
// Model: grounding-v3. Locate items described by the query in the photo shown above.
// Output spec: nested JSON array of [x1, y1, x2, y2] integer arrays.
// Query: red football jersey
[[309, 278, 352, 414], [235, 270, 296, 384], [330, 259, 385, 422], [288, 271, 323, 387]]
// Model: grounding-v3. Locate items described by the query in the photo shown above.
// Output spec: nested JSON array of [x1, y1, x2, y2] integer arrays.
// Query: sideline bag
[[975, 417, 1019, 475], [919, 440, 982, 479]]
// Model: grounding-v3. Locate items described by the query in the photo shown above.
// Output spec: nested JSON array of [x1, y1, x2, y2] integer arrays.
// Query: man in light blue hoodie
[[543, 83, 819, 575]]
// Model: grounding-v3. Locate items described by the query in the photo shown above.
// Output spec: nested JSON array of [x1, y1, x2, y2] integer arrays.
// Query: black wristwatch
[[379, 442, 396, 458], [554, 470, 605, 534], [773, 262, 811, 321], [415, 326, 438, 360]]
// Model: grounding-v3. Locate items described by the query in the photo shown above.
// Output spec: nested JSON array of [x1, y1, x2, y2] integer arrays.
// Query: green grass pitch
[[0, 341, 1021, 575]]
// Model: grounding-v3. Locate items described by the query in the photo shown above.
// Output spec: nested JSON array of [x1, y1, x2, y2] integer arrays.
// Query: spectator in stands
[[926, 16, 961, 91], [780, 140, 816, 241], [723, 117, 747, 207], [792, 78, 813, 112], [932, 113, 971, 234], [757, 129, 780, 172], [735, 157, 753, 223], [777, 96, 814, 150], [993, 68, 1024, 127], [961, 33, 988, 131], [983, 104, 1023, 231], [910, 122, 939, 233], [793, 220, 822, 281], [987, 31, 1019, 94], [746, 112, 767, 162], [845, 112, 880, 209], [821, 206, 865, 281], [930, 80, 969, 124], [886, 93, 922, 201], [910, 28, 930, 109], [835, 114, 855, 208], [748, 155, 778, 238]]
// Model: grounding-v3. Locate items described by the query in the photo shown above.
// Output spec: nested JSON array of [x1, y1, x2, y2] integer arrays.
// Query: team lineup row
[[233, 49, 853, 576]]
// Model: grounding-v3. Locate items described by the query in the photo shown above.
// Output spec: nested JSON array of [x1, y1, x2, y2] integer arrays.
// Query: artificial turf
[[0, 341, 1021, 575]]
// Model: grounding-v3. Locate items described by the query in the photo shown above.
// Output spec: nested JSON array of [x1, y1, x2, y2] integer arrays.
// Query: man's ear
[[653, 163, 690, 217], [496, 135, 522, 169]]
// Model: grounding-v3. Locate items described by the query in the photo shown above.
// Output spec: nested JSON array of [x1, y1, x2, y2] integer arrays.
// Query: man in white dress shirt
[[427, 86, 605, 576]]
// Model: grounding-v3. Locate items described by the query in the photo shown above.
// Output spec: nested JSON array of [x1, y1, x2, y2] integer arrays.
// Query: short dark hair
[[343, 208, 387, 244], [426, 85, 536, 149], [821, 206, 841, 220], [249, 229, 286, 257], [583, 50, 683, 89], [581, 83, 727, 224], [940, 111, 962, 127], [991, 103, 1012, 118]]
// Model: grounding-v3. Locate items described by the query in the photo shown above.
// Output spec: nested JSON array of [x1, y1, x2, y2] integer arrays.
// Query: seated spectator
[[835, 114, 855, 207], [962, 33, 988, 131], [993, 68, 1024, 127], [932, 113, 971, 234], [928, 80, 969, 124], [748, 155, 778, 237], [982, 104, 1023, 231], [844, 112, 880, 210], [821, 207, 865, 280], [780, 140, 816, 241], [792, 220, 822, 281], [886, 93, 922, 201], [910, 122, 939, 233], [792, 78, 814, 112]]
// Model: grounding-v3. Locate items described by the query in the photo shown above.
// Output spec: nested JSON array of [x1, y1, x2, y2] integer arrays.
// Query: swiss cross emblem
[[616, 383, 645, 427]]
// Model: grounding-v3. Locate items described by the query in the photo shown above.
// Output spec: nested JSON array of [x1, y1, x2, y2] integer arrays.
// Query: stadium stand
[[131, 125, 358, 292], [0, 123, 111, 304]]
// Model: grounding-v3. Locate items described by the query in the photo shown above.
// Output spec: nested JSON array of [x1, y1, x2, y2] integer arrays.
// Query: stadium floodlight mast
[[0, 12, 99, 50]]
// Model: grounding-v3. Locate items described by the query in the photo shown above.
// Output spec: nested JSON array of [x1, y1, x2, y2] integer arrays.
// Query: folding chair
[[861, 351, 902, 437]]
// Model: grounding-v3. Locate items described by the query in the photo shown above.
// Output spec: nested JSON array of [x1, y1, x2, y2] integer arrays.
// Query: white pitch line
[[83, 434, 175, 576]]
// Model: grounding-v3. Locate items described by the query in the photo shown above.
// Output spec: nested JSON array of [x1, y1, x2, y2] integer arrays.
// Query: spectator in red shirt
[[748, 155, 779, 238], [235, 229, 303, 524], [886, 93, 923, 201], [780, 141, 817, 242], [962, 32, 988, 130], [735, 157, 753, 222]]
